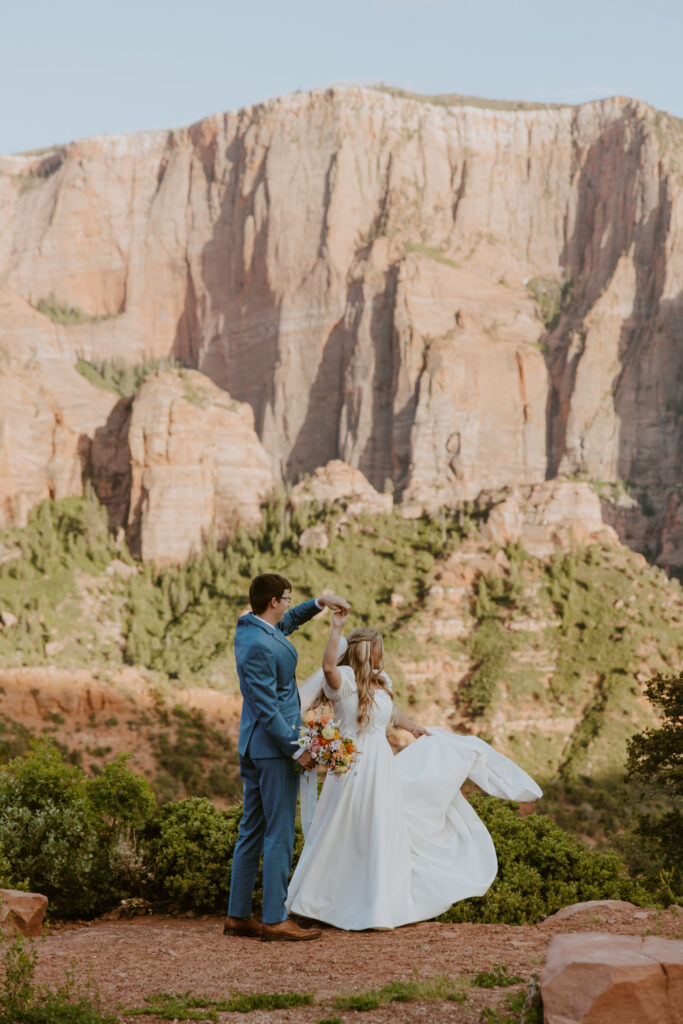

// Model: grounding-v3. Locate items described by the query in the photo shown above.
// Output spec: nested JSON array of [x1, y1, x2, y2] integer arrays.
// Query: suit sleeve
[[280, 598, 320, 636], [240, 644, 299, 757]]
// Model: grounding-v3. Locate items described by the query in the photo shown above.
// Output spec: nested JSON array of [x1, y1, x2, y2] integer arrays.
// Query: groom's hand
[[316, 594, 350, 612], [297, 750, 316, 771]]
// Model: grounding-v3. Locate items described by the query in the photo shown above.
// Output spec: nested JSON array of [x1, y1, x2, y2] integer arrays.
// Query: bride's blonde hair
[[337, 628, 393, 727]]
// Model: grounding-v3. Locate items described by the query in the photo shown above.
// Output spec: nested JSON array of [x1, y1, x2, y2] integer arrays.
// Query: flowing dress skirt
[[287, 729, 542, 930]]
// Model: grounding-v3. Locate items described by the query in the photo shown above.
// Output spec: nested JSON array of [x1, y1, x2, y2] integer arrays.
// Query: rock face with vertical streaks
[[0, 87, 681, 566]]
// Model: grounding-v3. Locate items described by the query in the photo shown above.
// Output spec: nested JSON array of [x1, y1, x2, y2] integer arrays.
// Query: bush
[[438, 797, 649, 924], [623, 671, 683, 901], [0, 740, 155, 918], [144, 797, 242, 913]]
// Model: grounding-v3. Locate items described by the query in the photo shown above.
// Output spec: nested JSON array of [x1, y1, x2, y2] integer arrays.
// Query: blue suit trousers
[[228, 752, 300, 924]]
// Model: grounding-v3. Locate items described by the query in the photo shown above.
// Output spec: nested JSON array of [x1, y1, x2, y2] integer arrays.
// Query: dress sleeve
[[380, 673, 399, 724], [323, 665, 357, 701]]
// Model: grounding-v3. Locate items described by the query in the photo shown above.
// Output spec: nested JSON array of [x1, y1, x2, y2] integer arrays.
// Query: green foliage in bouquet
[[0, 739, 155, 918], [438, 797, 649, 924]]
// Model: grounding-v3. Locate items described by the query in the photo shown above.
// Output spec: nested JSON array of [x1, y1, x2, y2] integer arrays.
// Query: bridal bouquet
[[296, 709, 360, 776]]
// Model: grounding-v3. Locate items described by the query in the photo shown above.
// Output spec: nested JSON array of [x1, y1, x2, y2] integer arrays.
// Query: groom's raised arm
[[280, 598, 320, 636], [281, 593, 350, 636], [240, 645, 299, 757]]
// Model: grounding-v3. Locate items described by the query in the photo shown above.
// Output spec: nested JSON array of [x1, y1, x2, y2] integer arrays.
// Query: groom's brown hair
[[249, 573, 292, 614]]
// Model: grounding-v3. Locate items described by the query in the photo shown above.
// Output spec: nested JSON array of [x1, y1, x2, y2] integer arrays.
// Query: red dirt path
[[31, 904, 682, 1023]]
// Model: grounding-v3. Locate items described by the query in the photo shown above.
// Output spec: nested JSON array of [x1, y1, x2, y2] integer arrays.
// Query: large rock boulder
[[479, 479, 619, 556], [0, 889, 48, 937], [127, 370, 274, 563], [540, 932, 683, 1024], [290, 460, 392, 516]]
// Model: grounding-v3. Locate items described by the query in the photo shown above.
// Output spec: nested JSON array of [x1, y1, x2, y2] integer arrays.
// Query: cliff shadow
[[194, 129, 283, 443], [284, 308, 351, 480], [544, 106, 652, 478], [86, 396, 133, 535]]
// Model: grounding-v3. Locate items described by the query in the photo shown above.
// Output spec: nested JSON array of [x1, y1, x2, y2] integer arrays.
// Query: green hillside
[[0, 491, 681, 849]]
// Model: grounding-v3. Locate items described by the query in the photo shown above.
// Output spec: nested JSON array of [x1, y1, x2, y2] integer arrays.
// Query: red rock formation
[[0, 88, 680, 566], [125, 369, 274, 562], [0, 889, 48, 938], [540, 932, 683, 1024]]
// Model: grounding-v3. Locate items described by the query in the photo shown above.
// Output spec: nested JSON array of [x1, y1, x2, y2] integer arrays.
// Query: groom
[[226, 573, 349, 941]]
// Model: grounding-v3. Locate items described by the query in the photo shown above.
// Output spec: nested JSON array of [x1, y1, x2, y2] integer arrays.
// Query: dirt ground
[[30, 903, 682, 1023]]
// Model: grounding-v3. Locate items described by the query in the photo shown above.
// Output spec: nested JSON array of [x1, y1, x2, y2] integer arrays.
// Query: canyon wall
[[0, 87, 681, 565]]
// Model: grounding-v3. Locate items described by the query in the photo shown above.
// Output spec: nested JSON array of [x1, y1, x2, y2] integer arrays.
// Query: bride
[[286, 609, 542, 930]]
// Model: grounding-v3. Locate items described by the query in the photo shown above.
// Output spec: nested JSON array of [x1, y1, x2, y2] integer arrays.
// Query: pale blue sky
[[3, 0, 681, 153]]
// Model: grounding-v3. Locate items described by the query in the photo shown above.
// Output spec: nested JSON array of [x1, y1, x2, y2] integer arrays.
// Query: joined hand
[[317, 593, 350, 613], [298, 750, 317, 771]]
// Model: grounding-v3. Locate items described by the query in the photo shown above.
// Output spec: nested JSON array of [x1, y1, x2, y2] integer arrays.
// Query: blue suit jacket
[[235, 599, 319, 759]]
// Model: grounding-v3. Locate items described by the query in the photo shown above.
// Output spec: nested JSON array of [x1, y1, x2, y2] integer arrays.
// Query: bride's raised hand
[[331, 607, 349, 630]]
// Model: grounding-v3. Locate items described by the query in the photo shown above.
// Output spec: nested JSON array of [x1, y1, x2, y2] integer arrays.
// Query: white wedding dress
[[286, 666, 542, 930]]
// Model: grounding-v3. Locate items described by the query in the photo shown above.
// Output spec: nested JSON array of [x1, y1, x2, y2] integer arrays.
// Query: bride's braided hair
[[337, 628, 393, 728]]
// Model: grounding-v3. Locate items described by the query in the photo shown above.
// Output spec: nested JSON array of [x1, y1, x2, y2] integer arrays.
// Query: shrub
[[0, 740, 155, 918], [623, 671, 683, 901], [144, 797, 243, 913], [439, 797, 649, 924]]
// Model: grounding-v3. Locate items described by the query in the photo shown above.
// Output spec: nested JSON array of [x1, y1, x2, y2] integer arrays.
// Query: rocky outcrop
[[540, 932, 683, 1024], [290, 460, 393, 516], [0, 889, 48, 937], [0, 666, 242, 781], [0, 88, 681, 566], [125, 370, 274, 562], [479, 479, 619, 557]]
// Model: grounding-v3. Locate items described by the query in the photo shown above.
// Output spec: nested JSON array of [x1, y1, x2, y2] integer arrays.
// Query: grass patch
[[332, 974, 468, 1011], [124, 990, 314, 1020], [526, 276, 572, 331], [32, 292, 117, 326], [479, 979, 543, 1024], [406, 242, 459, 268], [75, 355, 179, 398], [473, 964, 524, 988], [0, 934, 117, 1024]]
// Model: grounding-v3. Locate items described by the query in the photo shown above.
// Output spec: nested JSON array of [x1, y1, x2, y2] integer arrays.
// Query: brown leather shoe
[[261, 918, 322, 942], [223, 916, 261, 938]]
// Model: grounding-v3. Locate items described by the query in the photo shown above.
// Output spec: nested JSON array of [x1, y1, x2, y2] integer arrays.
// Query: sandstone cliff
[[0, 87, 681, 566]]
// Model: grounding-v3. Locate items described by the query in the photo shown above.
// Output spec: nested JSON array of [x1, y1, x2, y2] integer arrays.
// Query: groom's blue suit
[[228, 600, 319, 924]]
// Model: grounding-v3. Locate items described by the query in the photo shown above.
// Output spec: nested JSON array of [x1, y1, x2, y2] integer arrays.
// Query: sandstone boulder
[[290, 460, 392, 516], [479, 479, 619, 556], [298, 525, 330, 550], [540, 932, 683, 1024], [127, 370, 274, 563], [545, 900, 638, 921], [0, 889, 48, 937]]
